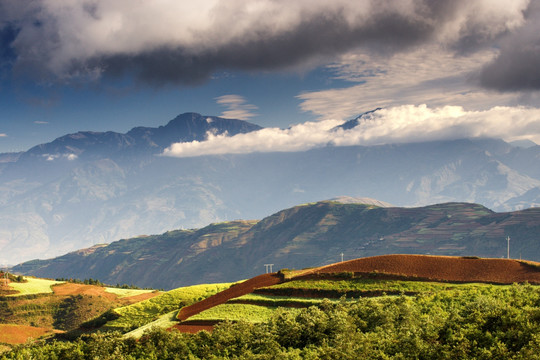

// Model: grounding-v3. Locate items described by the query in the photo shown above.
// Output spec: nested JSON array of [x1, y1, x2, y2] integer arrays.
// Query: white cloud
[[34, 121, 49, 124], [42, 153, 78, 161], [163, 118, 342, 157], [0, 133, 6, 137], [297, 47, 538, 120], [215, 94, 258, 120], [163, 105, 540, 157]]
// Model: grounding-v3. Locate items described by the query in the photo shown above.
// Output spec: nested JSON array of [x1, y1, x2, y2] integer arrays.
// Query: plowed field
[[308, 255, 540, 284], [52, 283, 159, 305], [0, 324, 58, 345]]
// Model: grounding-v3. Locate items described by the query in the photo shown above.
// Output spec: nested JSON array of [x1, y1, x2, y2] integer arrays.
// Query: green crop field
[[230, 293, 345, 307], [104, 282, 234, 331], [268, 278, 495, 293], [7, 278, 64, 297], [188, 303, 293, 323], [103, 288, 156, 298]]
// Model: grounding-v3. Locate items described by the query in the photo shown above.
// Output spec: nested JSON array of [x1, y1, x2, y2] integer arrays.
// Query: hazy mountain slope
[[13, 201, 540, 289], [2, 111, 540, 265]]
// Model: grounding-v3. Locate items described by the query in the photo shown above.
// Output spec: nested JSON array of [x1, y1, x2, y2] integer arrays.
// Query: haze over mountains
[[2, 111, 540, 266], [13, 201, 540, 289]]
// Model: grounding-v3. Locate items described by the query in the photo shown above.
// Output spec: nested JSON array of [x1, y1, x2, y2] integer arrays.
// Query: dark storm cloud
[[480, 0, 540, 91], [0, 0, 532, 88], [97, 9, 438, 86]]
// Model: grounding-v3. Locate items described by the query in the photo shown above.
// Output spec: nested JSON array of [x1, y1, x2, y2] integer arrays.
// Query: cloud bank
[[0, 0, 534, 89], [163, 105, 540, 157]]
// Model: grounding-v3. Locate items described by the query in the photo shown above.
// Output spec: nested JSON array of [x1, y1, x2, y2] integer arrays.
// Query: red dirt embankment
[[52, 283, 160, 305], [176, 273, 281, 322], [0, 324, 59, 345], [308, 255, 540, 284]]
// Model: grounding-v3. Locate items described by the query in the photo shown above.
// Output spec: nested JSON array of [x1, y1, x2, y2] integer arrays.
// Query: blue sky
[[2, 0, 540, 154]]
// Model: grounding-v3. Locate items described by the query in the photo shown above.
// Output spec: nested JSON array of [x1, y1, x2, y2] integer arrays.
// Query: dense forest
[[3, 282, 540, 359]]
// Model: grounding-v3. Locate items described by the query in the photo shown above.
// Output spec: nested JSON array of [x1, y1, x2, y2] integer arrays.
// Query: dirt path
[[177, 273, 281, 321]]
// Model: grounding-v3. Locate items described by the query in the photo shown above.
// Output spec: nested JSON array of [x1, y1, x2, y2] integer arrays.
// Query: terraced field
[[172, 255, 540, 332], [104, 282, 233, 333]]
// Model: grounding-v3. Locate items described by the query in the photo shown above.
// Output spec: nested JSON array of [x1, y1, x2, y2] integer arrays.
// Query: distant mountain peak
[[335, 108, 383, 131], [19, 112, 263, 161]]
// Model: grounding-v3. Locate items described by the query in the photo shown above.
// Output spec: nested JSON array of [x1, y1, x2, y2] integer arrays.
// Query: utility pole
[[507, 236, 510, 259]]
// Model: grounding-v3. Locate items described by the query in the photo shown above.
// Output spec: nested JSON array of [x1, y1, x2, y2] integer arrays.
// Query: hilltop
[[12, 200, 540, 289]]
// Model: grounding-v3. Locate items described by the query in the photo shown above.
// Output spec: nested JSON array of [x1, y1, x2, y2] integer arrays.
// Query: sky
[[2, 0, 540, 154]]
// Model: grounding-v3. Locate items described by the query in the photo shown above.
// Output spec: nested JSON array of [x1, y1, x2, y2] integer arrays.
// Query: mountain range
[[12, 200, 540, 289], [2, 110, 540, 265]]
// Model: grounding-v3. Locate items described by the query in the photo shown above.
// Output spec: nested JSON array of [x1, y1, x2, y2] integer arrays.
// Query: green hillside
[[12, 201, 540, 289], [5, 268, 540, 359]]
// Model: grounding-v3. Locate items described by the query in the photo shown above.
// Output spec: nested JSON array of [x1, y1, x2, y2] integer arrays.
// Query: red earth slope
[[307, 254, 540, 284]]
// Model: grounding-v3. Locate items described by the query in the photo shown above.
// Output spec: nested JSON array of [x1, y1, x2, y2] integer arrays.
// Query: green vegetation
[[7, 278, 64, 297], [230, 293, 341, 306], [103, 288, 155, 298], [4, 282, 540, 359], [187, 303, 287, 323], [122, 310, 180, 339], [268, 278, 493, 293], [53, 294, 117, 331], [103, 283, 233, 331]]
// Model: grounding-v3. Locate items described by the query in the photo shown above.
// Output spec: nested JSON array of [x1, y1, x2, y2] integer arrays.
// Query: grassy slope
[[7, 278, 64, 297], [103, 288, 155, 298], [182, 277, 528, 325], [104, 282, 234, 331], [122, 310, 180, 339], [187, 303, 284, 323]]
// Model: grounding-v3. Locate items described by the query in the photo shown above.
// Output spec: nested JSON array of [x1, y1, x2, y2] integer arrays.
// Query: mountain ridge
[[2, 111, 540, 266], [12, 200, 540, 290]]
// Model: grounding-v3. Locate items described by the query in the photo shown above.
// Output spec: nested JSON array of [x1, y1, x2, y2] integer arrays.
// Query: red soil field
[[51, 283, 160, 305], [52, 283, 118, 299], [173, 321, 217, 334], [308, 255, 540, 284], [0, 324, 58, 345]]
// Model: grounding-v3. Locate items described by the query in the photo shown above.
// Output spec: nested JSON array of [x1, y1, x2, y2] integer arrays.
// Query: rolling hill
[[12, 200, 540, 289]]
